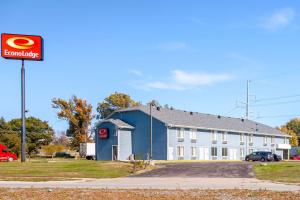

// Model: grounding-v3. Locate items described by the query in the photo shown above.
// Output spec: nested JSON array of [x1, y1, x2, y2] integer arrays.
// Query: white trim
[[117, 130, 120, 160], [167, 128, 169, 160]]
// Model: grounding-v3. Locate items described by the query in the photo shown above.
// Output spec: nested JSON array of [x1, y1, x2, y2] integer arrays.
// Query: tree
[[97, 92, 140, 119], [52, 96, 94, 150], [286, 118, 300, 135], [281, 118, 300, 146], [279, 125, 299, 147], [0, 117, 54, 156], [7, 117, 54, 156], [147, 100, 161, 107], [42, 144, 64, 158]]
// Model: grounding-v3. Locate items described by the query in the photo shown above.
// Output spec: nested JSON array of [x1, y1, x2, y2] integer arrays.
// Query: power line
[[256, 114, 300, 119], [255, 94, 300, 102], [251, 99, 300, 107]]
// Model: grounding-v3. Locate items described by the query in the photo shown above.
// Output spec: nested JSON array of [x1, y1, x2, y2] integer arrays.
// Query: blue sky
[[1, 1, 300, 131]]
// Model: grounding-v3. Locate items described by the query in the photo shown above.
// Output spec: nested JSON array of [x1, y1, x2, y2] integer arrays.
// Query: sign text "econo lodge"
[[1, 33, 43, 61]]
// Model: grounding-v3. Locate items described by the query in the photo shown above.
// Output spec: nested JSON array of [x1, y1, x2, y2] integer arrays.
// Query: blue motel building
[[96, 105, 291, 161]]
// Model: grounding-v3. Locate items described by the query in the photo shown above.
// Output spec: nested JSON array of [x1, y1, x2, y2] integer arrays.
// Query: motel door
[[229, 149, 237, 160], [199, 147, 209, 160], [168, 147, 174, 160], [112, 145, 118, 161]]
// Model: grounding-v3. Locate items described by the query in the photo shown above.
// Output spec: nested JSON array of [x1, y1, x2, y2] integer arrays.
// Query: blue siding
[[110, 110, 167, 160], [96, 110, 289, 161], [96, 122, 118, 160]]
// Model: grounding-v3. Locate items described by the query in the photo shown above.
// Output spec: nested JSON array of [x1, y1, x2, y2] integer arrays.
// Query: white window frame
[[177, 146, 184, 158], [177, 129, 184, 139], [284, 137, 288, 144], [222, 147, 228, 159], [240, 133, 244, 142], [220, 131, 227, 142], [271, 149, 275, 154], [240, 148, 245, 159], [191, 146, 197, 157], [212, 131, 217, 141], [249, 134, 253, 143], [263, 136, 267, 145], [249, 148, 254, 154], [211, 147, 218, 158], [271, 136, 275, 144], [190, 130, 197, 140]]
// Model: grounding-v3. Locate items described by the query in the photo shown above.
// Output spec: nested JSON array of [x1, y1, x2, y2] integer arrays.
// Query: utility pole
[[246, 80, 250, 119], [21, 59, 26, 162], [149, 103, 153, 160]]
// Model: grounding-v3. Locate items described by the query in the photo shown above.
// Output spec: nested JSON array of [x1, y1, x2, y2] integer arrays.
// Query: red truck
[[0, 144, 17, 162]]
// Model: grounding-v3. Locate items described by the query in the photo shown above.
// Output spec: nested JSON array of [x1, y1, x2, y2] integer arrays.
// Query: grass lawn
[[0, 159, 133, 181], [254, 161, 300, 183]]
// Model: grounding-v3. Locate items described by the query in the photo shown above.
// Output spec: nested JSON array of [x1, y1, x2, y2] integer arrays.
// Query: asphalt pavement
[[132, 162, 255, 178]]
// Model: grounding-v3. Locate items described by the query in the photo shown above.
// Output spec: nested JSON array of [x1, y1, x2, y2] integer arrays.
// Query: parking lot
[[132, 162, 255, 178]]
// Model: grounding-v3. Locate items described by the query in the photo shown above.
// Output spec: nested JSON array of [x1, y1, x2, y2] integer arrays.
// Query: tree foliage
[[285, 118, 300, 136], [0, 117, 54, 156], [52, 96, 94, 150], [280, 120, 299, 147], [97, 92, 140, 119]]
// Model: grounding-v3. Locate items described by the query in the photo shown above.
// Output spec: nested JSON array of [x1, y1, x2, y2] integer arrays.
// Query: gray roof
[[114, 105, 288, 137], [100, 119, 134, 129]]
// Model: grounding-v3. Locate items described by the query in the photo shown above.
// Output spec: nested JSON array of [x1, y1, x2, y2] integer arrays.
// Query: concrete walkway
[[0, 178, 299, 191]]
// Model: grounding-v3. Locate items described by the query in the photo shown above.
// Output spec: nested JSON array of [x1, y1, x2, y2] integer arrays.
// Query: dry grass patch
[[0, 188, 299, 200]]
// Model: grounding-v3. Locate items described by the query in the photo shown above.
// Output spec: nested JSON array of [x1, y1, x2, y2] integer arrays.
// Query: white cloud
[[130, 70, 143, 76], [158, 42, 188, 51], [261, 7, 295, 31], [188, 17, 204, 25], [145, 70, 233, 90]]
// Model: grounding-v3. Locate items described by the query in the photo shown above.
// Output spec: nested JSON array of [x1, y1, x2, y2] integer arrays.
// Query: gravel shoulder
[[1, 188, 299, 200]]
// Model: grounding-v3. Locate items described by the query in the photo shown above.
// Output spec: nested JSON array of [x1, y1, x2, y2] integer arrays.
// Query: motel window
[[191, 147, 197, 157], [240, 133, 244, 142], [249, 134, 253, 143], [271, 136, 275, 144], [212, 131, 217, 141], [211, 147, 217, 157], [220, 131, 227, 142], [240, 148, 245, 159], [271, 149, 275, 154], [222, 148, 228, 159], [190, 130, 197, 140], [177, 146, 184, 157], [263, 136, 267, 145], [177, 129, 184, 139], [249, 148, 254, 154]]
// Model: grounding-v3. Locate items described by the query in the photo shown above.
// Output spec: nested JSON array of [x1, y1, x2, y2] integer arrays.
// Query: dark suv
[[245, 151, 274, 162]]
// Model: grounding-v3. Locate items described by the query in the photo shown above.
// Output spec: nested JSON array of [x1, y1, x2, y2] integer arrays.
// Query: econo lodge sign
[[1, 33, 43, 60]]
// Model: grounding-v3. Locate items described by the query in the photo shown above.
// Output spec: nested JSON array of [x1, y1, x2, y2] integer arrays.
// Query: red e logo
[[99, 128, 108, 139]]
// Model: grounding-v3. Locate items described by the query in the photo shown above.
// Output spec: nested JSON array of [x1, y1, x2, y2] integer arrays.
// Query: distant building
[[95, 105, 291, 161]]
